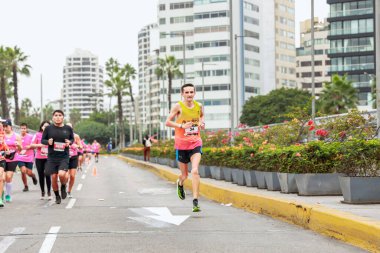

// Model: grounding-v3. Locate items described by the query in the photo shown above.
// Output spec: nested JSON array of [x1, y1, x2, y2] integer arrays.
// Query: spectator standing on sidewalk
[[143, 134, 157, 162]]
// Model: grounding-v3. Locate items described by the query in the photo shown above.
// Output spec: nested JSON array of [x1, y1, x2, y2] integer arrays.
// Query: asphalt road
[[0, 156, 367, 253]]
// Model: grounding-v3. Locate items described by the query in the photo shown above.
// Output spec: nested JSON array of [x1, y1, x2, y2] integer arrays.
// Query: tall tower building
[[62, 49, 104, 119], [156, 0, 296, 130], [327, 0, 376, 109], [296, 18, 330, 96]]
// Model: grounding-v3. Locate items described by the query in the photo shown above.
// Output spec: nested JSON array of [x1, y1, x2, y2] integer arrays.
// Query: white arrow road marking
[[38, 226, 60, 253], [76, 184, 83, 191], [66, 199, 76, 209], [129, 207, 189, 226], [0, 227, 26, 253]]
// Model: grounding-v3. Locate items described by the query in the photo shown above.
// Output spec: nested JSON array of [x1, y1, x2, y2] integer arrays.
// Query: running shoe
[[0, 198, 4, 207], [32, 176, 38, 185], [55, 195, 61, 204], [68, 192, 72, 198], [192, 199, 201, 212], [176, 179, 185, 200], [47, 192, 52, 201], [40, 192, 45, 200], [23, 186, 29, 192], [61, 185, 67, 199], [5, 195, 11, 203]]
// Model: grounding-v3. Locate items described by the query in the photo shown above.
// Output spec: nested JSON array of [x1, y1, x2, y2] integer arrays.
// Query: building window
[[159, 18, 166, 25], [244, 1, 259, 12], [170, 2, 193, 9], [244, 44, 260, 53], [194, 10, 229, 19]]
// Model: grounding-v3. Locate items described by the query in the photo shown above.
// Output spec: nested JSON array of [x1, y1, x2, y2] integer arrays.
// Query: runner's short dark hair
[[52, 110, 64, 116], [181, 83, 195, 93], [20, 123, 28, 127]]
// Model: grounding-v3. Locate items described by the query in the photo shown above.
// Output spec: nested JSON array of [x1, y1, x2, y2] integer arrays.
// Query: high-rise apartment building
[[327, 0, 376, 108], [156, 0, 296, 130], [296, 18, 330, 96], [62, 49, 104, 119]]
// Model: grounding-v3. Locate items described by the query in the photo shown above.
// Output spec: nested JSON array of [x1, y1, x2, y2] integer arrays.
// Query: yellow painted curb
[[119, 156, 380, 252]]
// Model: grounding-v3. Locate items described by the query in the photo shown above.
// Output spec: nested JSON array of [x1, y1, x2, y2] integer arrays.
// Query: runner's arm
[[15, 135, 22, 151], [165, 103, 182, 129], [199, 102, 205, 129], [41, 127, 50, 145]]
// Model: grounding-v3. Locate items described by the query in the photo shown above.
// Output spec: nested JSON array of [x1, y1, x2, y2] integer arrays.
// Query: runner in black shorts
[[42, 110, 74, 204]]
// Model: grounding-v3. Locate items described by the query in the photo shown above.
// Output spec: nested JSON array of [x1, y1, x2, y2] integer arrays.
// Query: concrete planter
[[236, 169, 246, 186], [295, 173, 342, 196], [254, 171, 267, 189], [199, 165, 211, 178], [158, 158, 168, 165], [231, 169, 239, 184], [243, 170, 258, 187], [210, 166, 224, 180], [339, 176, 380, 204], [151, 157, 158, 164], [222, 167, 233, 182], [167, 159, 177, 168], [278, 173, 299, 194], [264, 172, 281, 191]]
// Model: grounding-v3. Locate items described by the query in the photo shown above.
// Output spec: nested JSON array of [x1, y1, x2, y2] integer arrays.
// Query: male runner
[[42, 110, 74, 204], [165, 83, 205, 212], [0, 122, 8, 207], [18, 123, 38, 192]]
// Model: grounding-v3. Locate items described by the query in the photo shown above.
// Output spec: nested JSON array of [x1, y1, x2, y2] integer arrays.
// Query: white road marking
[[76, 184, 83, 191], [66, 199, 76, 209], [0, 227, 26, 253], [38, 226, 60, 253], [81, 174, 86, 180], [129, 207, 189, 226]]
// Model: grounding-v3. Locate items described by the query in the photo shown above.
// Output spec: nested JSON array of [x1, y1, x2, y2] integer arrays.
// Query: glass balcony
[[329, 8, 373, 18], [329, 27, 373, 36], [329, 63, 375, 72], [328, 45, 374, 54]]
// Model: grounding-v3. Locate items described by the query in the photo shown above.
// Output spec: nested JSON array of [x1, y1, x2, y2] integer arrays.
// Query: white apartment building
[[156, 0, 296, 130], [296, 18, 330, 97], [62, 49, 104, 119]]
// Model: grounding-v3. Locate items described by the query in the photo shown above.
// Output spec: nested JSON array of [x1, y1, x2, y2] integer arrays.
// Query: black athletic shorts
[[0, 160, 6, 169], [45, 158, 69, 176], [69, 156, 78, 169], [176, 146, 202, 164], [78, 152, 83, 156], [5, 161, 18, 172], [18, 161, 33, 170]]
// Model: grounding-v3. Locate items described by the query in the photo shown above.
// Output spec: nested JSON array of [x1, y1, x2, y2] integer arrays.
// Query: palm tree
[[122, 64, 139, 143], [20, 98, 33, 118], [104, 58, 132, 148], [8, 46, 31, 125], [0, 46, 11, 118], [318, 74, 358, 114], [155, 55, 182, 112]]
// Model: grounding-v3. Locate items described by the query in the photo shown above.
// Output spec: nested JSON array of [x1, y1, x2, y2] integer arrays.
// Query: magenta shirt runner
[[32, 132, 48, 159], [17, 134, 35, 163]]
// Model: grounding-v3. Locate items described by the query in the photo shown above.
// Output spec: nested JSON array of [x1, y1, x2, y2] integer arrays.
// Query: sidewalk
[[119, 155, 380, 253]]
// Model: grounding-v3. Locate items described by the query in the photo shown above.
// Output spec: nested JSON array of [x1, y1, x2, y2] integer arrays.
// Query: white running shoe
[[68, 192, 73, 198]]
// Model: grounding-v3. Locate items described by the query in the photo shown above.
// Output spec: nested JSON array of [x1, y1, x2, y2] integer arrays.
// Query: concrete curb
[[119, 155, 380, 253]]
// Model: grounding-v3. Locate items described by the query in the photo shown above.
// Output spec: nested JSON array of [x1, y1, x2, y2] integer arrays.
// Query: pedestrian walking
[[143, 134, 157, 162]]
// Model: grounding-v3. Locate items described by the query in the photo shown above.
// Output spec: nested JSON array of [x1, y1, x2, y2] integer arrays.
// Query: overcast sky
[[0, 0, 328, 110]]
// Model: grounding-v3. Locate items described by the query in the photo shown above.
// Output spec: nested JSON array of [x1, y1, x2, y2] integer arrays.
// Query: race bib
[[69, 149, 75, 156], [185, 126, 199, 136], [19, 150, 27, 156], [54, 142, 66, 152], [41, 146, 48, 156]]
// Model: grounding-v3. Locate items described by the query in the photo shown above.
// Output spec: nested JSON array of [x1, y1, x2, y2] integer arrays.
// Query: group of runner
[[0, 109, 101, 207]]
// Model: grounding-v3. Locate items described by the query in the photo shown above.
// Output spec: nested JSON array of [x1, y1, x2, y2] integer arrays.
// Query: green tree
[[318, 74, 358, 114], [0, 46, 11, 118], [89, 110, 115, 125], [19, 116, 40, 131], [42, 104, 54, 120], [69, 108, 82, 126], [20, 98, 32, 118], [75, 120, 114, 145], [240, 88, 312, 126], [8, 46, 31, 125], [155, 55, 182, 112], [104, 58, 135, 148]]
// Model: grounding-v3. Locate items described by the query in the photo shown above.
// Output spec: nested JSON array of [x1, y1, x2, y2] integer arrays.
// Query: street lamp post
[[311, 0, 316, 122]]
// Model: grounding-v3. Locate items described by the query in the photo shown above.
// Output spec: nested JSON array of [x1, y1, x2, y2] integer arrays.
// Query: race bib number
[[54, 142, 66, 152], [69, 149, 75, 156], [41, 146, 48, 156], [19, 150, 27, 156], [185, 126, 199, 135]]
